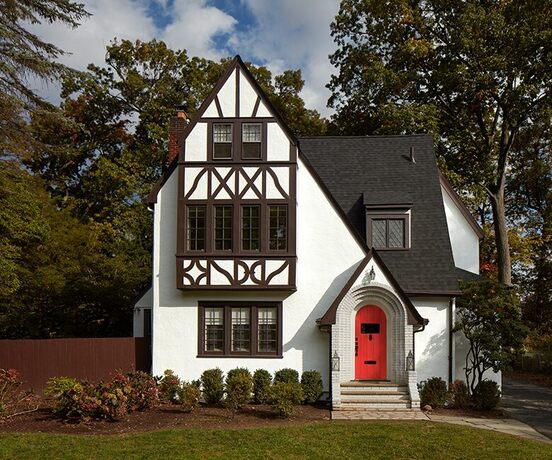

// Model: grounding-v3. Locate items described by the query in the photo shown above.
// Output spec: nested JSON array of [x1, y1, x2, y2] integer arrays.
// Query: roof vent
[[409, 146, 416, 164]]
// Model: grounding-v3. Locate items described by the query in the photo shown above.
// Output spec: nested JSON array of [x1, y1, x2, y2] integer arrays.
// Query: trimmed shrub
[[471, 380, 501, 410], [420, 377, 448, 408], [447, 380, 470, 409], [177, 382, 201, 412], [226, 367, 252, 381], [44, 376, 79, 398], [269, 382, 303, 417], [126, 371, 158, 411], [253, 369, 272, 404], [157, 369, 181, 403], [201, 368, 224, 404], [274, 368, 299, 384], [301, 370, 323, 404], [225, 370, 253, 414]]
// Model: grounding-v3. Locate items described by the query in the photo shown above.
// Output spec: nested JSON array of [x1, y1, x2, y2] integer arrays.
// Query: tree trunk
[[489, 185, 512, 285]]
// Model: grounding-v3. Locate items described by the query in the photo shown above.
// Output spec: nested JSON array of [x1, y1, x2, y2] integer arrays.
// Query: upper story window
[[367, 215, 409, 250], [213, 123, 233, 159], [241, 205, 260, 251], [187, 205, 206, 251], [242, 123, 262, 159], [269, 205, 288, 251], [214, 205, 233, 250]]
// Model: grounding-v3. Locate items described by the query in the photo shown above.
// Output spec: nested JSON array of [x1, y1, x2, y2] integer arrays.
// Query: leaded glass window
[[258, 307, 277, 353], [186, 205, 206, 251], [372, 220, 387, 248], [388, 219, 405, 248], [205, 307, 224, 352], [370, 218, 406, 249], [231, 308, 250, 352]]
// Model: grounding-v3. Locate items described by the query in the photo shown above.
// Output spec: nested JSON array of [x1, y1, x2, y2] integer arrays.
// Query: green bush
[[274, 368, 299, 384], [226, 367, 252, 381], [471, 380, 501, 410], [157, 369, 181, 403], [55, 381, 101, 421], [44, 376, 79, 398], [269, 382, 303, 417], [447, 380, 470, 409], [126, 371, 158, 411], [225, 370, 253, 414], [177, 382, 201, 412], [301, 370, 322, 404], [201, 368, 224, 404], [420, 377, 448, 408], [253, 369, 272, 404]]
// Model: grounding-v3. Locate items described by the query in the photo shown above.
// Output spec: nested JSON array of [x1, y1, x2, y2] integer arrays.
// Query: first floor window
[[204, 307, 224, 352], [199, 303, 281, 356], [370, 217, 406, 249]]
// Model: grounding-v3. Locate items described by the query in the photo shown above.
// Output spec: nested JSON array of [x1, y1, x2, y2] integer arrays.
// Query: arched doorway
[[355, 305, 387, 380]]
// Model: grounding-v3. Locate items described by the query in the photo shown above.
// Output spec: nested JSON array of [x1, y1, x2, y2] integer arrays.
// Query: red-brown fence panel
[[0, 337, 150, 391]]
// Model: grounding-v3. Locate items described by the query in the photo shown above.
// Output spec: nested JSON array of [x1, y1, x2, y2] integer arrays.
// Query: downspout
[[448, 297, 456, 384]]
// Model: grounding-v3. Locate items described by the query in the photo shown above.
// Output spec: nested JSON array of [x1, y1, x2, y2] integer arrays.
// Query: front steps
[[334, 381, 414, 412]]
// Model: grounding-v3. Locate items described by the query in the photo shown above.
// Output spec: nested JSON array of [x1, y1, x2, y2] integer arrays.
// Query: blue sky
[[30, 0, 340, 116]]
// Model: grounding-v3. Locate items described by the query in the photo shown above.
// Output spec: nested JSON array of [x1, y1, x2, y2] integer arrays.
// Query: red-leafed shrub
[[0, 368, 39, 418], [126, 371, 158, 411]]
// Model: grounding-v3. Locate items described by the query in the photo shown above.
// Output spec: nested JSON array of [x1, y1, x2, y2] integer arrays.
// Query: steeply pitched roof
[[299, 134, 464, 294]]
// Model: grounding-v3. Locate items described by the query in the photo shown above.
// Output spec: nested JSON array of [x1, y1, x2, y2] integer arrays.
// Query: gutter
[[448, 297, 456, 384]]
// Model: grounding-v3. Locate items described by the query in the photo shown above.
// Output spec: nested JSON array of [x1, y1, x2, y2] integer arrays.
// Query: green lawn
[[1, 421, 550, 459]]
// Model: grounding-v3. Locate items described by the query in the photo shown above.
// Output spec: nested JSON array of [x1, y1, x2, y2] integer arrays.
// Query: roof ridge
[[298, 134, 432, 139]]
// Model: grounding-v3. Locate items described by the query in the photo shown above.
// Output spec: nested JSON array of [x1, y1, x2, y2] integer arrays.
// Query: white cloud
[[26, 0, 339, 116], [161, 0, 237, 59]]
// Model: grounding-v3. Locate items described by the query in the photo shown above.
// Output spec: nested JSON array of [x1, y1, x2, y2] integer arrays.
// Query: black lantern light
[[331, 351, 340, 372], [406, 350, 415, 371]]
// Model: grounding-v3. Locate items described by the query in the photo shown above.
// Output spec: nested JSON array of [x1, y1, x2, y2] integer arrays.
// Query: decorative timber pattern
[[177, 257, 295, 289]]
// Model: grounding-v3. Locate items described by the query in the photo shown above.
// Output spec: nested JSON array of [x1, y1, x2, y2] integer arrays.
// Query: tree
[[455, 280, 527, 392], [328, 0, 552, 285], [0, 0, 89, 156]]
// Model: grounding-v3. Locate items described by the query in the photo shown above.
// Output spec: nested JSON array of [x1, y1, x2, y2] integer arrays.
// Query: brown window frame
[[241, 205, 260, 252], [213, 123, 233, 159], [197, 302, 283, 358], [367, 213, 410, 250], [241, 122, 262, 159], [214, 204, 233, 251], [186, 205, 206, 251]]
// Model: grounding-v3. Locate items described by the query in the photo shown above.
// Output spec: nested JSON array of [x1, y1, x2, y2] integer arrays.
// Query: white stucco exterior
[[441, 185, 480, 274]]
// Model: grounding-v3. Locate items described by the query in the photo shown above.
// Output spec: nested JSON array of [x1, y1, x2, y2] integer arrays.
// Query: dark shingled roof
[[299, 134, 463, 294]]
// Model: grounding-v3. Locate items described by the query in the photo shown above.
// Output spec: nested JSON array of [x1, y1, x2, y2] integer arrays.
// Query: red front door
[[355, 305, 387, 380]]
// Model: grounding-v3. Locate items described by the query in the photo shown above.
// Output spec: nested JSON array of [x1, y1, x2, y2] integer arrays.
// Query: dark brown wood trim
[[439, 171, 484, 239], [252, 96, 261, 117], [214, 96, 223, 118], [197, 302, 283, 357]]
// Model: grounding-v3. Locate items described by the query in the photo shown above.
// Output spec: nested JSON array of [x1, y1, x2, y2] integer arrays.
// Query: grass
[[1, 421, 550, 459]]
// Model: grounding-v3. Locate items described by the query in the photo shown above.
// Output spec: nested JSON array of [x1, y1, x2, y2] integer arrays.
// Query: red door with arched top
[[355, 305, 387, 380]]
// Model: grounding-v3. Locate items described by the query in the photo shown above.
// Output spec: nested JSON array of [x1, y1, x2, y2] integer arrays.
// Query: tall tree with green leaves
[[328, 0, 552, 285], [0, 0, 89, 156]]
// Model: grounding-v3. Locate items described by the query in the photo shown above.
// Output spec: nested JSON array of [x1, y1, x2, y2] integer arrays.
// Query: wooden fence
[[0, 337, 150, 391]]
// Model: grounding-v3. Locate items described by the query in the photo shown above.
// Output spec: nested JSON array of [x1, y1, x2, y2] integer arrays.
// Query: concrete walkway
[[426, 413, 551, 443], [501, 377, 552, 440]]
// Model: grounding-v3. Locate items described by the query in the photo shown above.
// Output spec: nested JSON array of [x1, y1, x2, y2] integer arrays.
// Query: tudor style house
[[134, 56, 496, 412]]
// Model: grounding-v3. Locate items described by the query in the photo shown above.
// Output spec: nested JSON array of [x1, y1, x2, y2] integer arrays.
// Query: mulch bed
[[0, 400, 331, 435]]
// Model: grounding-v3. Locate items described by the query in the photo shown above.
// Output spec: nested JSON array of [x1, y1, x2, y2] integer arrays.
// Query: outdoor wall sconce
[[406, 350, 415, 371], [331, 351, 340, 372]]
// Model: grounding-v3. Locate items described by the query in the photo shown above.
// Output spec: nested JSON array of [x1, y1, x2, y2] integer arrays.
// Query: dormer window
[[213, 123, 233, 159], [242, 123, 262, 159], [364, 193, 411, 250], [370, 218, 407, 249]]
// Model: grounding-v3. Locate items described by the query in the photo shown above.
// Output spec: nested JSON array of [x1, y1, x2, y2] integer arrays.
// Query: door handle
[[355, 337, 358, 356]]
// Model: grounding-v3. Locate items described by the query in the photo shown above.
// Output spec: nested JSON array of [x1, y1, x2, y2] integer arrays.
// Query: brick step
[[337, 401, 412, 410], [340, 394, 410, 403], [340, 388, 408, 396], [340, 382, 406, 393]]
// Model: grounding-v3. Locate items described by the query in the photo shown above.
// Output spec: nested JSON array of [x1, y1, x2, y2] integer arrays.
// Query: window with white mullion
[[204, 307, 224, 352], [231, 307, 250, 352], [257, 307, 277, 353]]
